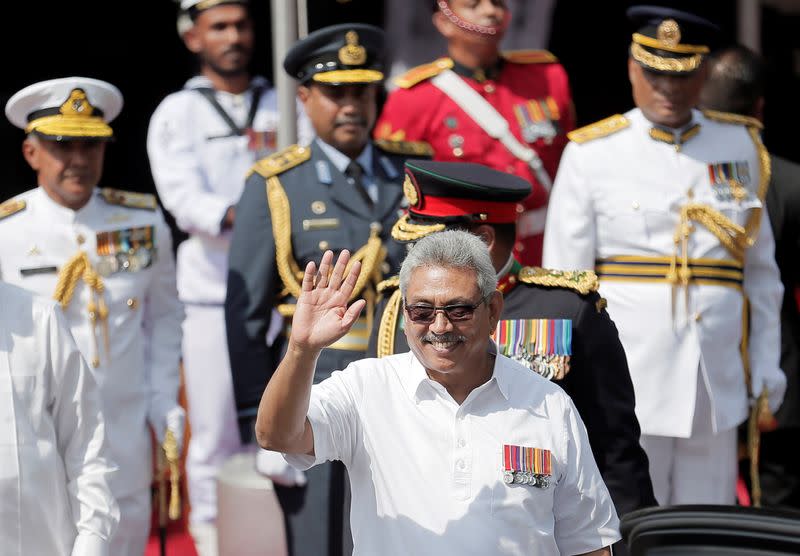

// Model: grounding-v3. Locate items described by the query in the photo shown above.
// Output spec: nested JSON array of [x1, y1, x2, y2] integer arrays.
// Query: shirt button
[[457, 438, 466, 447], [127, 298, 139, 310], [632, 201, 640, 210], [457, 459, 466, 470], [76, 233, 86, 245]]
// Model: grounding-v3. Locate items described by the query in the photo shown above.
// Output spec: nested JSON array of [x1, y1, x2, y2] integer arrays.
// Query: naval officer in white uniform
[[543, 6, 785, 505], [0, 76, 184, 556]]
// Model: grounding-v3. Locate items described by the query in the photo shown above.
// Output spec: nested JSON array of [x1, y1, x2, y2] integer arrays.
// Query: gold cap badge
[[403, 175, 419, 206], [657, 19, 681, 47], [61, 89, 96, 117], [338, 31, 367, 66]]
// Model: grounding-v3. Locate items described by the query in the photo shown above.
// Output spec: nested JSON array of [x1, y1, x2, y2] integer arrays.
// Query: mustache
[[334, 116, 367, 128], [222, 44, 248, 56], [422, 333, 467, 343]]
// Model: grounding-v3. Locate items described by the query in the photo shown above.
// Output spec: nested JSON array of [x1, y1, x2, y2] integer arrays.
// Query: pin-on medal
[[95, 226, 156, 277], [503, 444, 552, 488], [494, 319, 572, 381], [513, 97, 561, 144], [707, 161, 751, 202]]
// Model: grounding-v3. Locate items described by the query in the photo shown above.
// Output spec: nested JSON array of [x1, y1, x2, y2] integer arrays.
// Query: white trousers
[[109, 490, 150, 556], [183, 304, 243, 524], [640, 372, 738, 505]]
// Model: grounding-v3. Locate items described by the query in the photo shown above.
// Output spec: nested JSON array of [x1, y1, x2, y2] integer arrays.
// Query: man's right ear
[[21, 138, 38, 170], [297, 85, 310, 103], [183, 26, 202, 54]]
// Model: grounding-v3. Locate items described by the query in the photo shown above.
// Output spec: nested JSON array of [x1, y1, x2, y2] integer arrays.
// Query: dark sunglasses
[[404, 295, 489, 324]]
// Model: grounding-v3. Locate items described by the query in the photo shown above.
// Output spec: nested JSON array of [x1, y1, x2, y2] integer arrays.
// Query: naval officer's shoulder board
[[248, 144, 312, 179], [567, 114, 630, 145], [99, 188, 157, 211], [0, 198, 26, 221], [518, 266, 600, 296]]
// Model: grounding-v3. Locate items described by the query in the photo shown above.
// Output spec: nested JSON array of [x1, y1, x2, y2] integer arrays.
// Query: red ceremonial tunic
[[375, 51, 574, 265]]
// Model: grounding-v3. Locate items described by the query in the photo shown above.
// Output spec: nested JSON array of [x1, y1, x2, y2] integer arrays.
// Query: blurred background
[[1, 0, 798, 200]]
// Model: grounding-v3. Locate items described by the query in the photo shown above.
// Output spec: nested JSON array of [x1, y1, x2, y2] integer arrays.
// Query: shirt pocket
[[490, 444, 557, 529], [595, 192, 667, 247]]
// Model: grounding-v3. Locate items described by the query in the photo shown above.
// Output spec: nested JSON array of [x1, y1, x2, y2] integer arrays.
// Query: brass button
[[453, 147, 464, 158], [370, 222, 383, 234], [311, 201, 326, 215], [318, 240, 330, 251], [126, 298, 139, 310], [381, 262, 391, 274], [484, 84, 496, 94], [76, 233, 86, 245], [693, 312, 702, 322]]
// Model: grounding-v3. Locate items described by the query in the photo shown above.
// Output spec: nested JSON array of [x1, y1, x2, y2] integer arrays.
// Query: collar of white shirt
[[397, 341, 512, 403]]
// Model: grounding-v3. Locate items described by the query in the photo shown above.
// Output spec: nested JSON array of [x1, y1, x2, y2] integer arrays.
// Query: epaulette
[[99, 188, 157, 211], [394, 58, 454, 89], [0, 198, 26, 220], [502, 50, 558, 64], [374, 139, 434, 158], [702, 109, 764, 130], [518, 266, 599, 296], [567, 114, 630, 144], [377, 275, 400, 294], [248, 144, 312, 179]]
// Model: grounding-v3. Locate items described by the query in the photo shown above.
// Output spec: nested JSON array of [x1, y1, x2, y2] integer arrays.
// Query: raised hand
[[288, 250, 366, 352]]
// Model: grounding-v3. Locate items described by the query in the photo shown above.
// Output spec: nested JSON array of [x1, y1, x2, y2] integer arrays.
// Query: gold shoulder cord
[[53, 251, 109, 368], [745, 125, 772, 240], [266, 176, 387, 317], [376, 288, 402, 358]]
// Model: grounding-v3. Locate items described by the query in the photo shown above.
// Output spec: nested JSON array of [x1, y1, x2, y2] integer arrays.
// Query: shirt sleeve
[[284, 368, 361, 471], [745, 203, 786, 413], [142, 210, 185, 439], [147, 97, 231, 237], [542, 143, 597, 270], [48, 304, 119, 551], [552, 396, 621, 555]]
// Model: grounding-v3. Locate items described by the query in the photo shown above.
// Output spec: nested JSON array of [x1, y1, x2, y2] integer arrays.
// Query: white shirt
[[0, 283, 119, 556], [0, 187, 183, 496], [543, 108, 785, 437], [147, 75, 313, 304], [285, 349, 620, 556]]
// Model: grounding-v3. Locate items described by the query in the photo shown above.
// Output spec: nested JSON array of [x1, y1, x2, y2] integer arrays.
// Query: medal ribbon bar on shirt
[[503, 444, 552, 487]]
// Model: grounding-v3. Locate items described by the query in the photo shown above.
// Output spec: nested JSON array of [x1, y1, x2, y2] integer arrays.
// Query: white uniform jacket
[[0, 188, 183, 496], [0, 283, 119, 556], [543, 108, 785, 438], [147, 75, 311, 304]]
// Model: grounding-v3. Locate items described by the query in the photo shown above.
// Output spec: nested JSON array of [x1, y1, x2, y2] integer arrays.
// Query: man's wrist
[[286, 340, 322, 362]]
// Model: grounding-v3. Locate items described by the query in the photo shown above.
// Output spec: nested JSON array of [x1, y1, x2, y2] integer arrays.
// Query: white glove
[[159, 405, 186, 455], [752, 369, 787, 416], [256, 448, 307, 487]]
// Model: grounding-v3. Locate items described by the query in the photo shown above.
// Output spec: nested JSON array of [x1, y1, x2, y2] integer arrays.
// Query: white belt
[[517, 207, 548, 238]]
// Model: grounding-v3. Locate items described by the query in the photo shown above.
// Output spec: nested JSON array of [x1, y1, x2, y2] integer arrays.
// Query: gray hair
[[399, 230, 497, 299]]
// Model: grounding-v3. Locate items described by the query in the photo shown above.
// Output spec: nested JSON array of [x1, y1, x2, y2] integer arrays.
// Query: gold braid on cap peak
[[313, 69, 384, 84], [632, 32, 709, 55], [391, 213, 446, 242], [631, 42, 704, 73]]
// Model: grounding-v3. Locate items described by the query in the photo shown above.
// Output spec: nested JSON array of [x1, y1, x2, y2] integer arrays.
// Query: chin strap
[[437, 0, 511, 36]]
